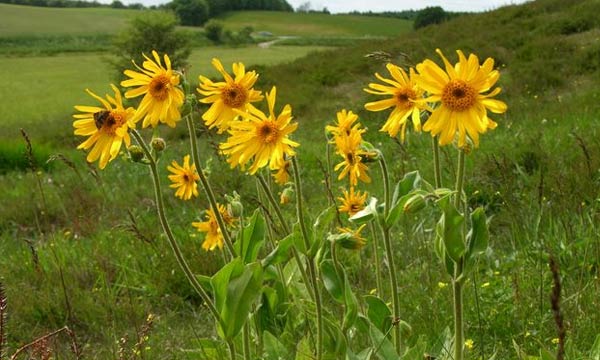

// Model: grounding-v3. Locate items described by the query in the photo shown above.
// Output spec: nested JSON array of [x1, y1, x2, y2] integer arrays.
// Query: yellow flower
[[364, 64, 427, 141], [220, 87, 299, 174], [464, 339, 474, 350], [167, 155, 200, 200], [192, 203, 235, 251], [415, 49, 507, 147], [325, 109, 365, 139], [272, 159, 291, 185], [338, 187, 368, 216], [333, 129, 371, 186], [197, 58, 263, 133], [335, 224, 367, 250], [121, 50, 184, 128], [73, 84, 135, 169]]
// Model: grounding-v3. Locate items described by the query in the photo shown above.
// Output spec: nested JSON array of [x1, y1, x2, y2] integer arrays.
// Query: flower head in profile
[[338, 187, 368, 216], [192, 203, 236, 251], [167, 155, 200, 200], [198, 58, 263, 133], [220, 87, 299, 174], [333, 129, 371, 186], [325, 109, 364, 139], [272, 159, 291, 185], [364, 64, 428, 141], [334, 224, 367, 250], [415, 49, 507, 147], [73, 84, 135, 169], [121, 50, 184, 128]]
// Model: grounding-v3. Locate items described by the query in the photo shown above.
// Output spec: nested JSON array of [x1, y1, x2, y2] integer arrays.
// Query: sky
[[118, 0, 530, 13]]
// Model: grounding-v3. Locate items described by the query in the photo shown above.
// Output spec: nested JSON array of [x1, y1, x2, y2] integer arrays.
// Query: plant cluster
[[71, 45, 513, 359]]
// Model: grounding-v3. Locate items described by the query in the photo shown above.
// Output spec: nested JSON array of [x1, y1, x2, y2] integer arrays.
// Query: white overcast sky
[[119, 0, 530, 13]]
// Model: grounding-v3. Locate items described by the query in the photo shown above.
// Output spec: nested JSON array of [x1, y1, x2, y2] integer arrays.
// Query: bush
[[170, 0, 210, 26], [204, 19, 224, 44], [110, 11, 191, 82], [413, 6, 447, 29]]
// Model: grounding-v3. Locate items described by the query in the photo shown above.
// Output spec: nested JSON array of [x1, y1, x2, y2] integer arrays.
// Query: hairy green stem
[[432, 136, 442, 188], [378, 156, 401, 354], [291, 157, 323, 360], [256, 174, 315, 301], [243, 322, 251, 360], [368, 222, 384, 296], [132, 130, 234, 353], [185, 115, 237, 258], [453, 149, 467, 360]]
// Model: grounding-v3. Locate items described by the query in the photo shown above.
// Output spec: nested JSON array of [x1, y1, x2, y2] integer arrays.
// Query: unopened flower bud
[[227, 200, 244, 218], [181, 94, 196, 117], [151, 137, 166, 152], [280, 187, 294, 205], [128, 145, 145, 162], [403, 193, 426, 214]]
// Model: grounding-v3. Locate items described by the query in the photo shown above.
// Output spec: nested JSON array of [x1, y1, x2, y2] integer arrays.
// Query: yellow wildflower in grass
[[272, 159, 291, 185], [167, 155, 200, 200], [192, 203, 236, 251], [198, 58, 263, 133], [364, 64, 428, 141], [415, 49, 507, 147], [336, 224, 368, 250], [464, 339, 474, 350], [220, 87, 299, 174], [121, 51, 184, 128], [333, 129, 371, 186], [338, 187, 368, 216], [73, 84, 135, 169], [325, 109, 365, 139]]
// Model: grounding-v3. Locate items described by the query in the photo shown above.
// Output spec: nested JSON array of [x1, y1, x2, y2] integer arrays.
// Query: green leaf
[[262, 231, 296, 267], [438, 200, 465, 263], [350, 197, 378, 225], [263, 331, 292, 360], [235, 209, 266, 264], [590, 334, 600, 360], [359, 315, 400, 360], [391, 171, 421, 205], [211, 259, 263, 340], [314, 205, 337, 240], [320, 259, 344, 303], [323, 316, 347, 357], [342, 271, 359, 331], [467, 207, 489, 257], [364, 295, 392, 333]]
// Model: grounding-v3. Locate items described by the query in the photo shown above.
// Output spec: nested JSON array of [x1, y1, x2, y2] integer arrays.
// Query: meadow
[[1, 0, 600, 359]]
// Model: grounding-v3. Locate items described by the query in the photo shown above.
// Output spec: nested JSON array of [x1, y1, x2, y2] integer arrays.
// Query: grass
[[1, 0, 600, 358]]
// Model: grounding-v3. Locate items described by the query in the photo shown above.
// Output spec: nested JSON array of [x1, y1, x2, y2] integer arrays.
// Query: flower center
[[183, 173, 190, 182], [258, 122, 280, 144], [149, 75, 171, 101], [222, 84, 248, 108], [345, 152, 355, 165], [441, 80, 476, 111], [395, 88, 416, 109], [350, 203, 363, 213], [94, 110, 126, 135]]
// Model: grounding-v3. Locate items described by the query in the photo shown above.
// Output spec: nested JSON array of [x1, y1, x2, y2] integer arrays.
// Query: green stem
[[432, 136, 442, 188], [378, 156, 401, 354], [256, 174, 315, 301], [369, 221, 384, 296], [131, 130, 223, 330], [227, 340, 236, 360], [243, 322, 251, 360], [291, 157, 323, 360], [185, 115, 237, 258], [453, 148, 467, 360]]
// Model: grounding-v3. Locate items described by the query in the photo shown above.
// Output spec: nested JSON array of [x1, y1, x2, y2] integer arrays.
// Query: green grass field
[[1, 0, 600, 358]]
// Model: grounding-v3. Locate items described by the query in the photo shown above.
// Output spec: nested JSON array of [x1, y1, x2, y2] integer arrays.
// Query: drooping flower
[[325, 109, 364, 139], [197, 58, 263, 133], [121, 50, 184, 128], [338, 187, 368, 216], [220, 87, 299, 174], [167, 155, 200, 200], [333, 129, 371, 186], [73, 84, 135, 169], [414, 49, 507, 147], [364, 64, 428, 141], [272, 159, 291, 185], [335, 224, 367, 250], [192, 203, 236, 251]]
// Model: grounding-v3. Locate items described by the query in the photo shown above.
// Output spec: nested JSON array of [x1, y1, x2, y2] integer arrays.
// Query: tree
[[413, 6, 447, 29], [110, 0, 125, 8], [111, 11, 191, 82], [171, 0, 210, 26], [204, 19, 224, 43]]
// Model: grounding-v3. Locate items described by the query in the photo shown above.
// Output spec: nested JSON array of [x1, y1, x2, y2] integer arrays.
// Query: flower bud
[[151, 137, 166, 152], [227, 199, 244, 218], [403, 193, 426, 214], [128, 145, 145, 163], [280, 187, 294, 205], [181, 94, 196, 117]]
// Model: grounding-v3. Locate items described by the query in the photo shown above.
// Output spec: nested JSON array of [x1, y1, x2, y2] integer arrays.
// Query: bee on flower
[[73, 84, 136, 169]]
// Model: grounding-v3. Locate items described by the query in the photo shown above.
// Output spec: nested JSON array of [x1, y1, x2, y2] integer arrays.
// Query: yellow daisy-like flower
[[338, 187, 368, 216], [333, 129, 371, 186], [192, 203, 236, 251], [272, 159, 291, 185], [121, 50, 184, 128], [364, 64, 428, 141], [220, 87, 300, 174], [197, 58, 263, 133], [415, 49, 507, 147], [325, 109, 364, 139], [73, 84, 135, 169], [167, 155, 200, 200], [336, 224, 368, 250]]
